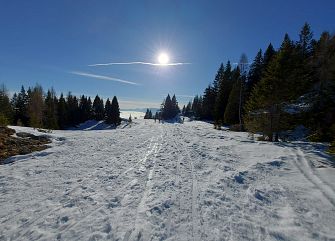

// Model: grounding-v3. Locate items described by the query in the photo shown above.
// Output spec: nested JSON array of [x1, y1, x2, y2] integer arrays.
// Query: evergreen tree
[[110, 96, 121, 126], [213, 63, 225, 94], [184, 101, 192, 117], [245, 33, 312, 141], [105, 98, 113, 123], [28, 85, 44, 128], [92, 95, 104, 121], [57, 93, 67, 129], [224, 68, 242, 125], [214, 61, 233, 123], [297, 22, 313, 58], [192, 95, 202, 118], [182, 105, 186, 115], [247, 49, 263, 96], [201, 85, 216, 120], [0, 84, 13, 125], [144, 109, 149, 119], [79, 95, 92, 123], [14, 86, 29, 126], [66, 92, 80, 126], [263, 43, 276, 69], [43, 88, 59, 129], [171, 94, 180, 117]]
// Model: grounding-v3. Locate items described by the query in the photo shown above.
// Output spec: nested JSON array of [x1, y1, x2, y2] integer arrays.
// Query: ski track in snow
[[1, 120, 335, 241]]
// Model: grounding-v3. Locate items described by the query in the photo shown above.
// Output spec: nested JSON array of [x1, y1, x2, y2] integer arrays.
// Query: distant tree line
[[182, 23, 335, 142], [0, 84, 121, 129]]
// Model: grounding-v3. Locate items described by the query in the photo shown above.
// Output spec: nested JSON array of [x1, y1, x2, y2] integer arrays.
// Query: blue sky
[[1, 0, 335, 109]]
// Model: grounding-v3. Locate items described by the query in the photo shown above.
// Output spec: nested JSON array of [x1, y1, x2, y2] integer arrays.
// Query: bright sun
[[158, 52, 170, 65]]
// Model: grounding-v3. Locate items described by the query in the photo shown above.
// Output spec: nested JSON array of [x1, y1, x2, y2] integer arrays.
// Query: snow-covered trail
[[1, 120, 335, 241]]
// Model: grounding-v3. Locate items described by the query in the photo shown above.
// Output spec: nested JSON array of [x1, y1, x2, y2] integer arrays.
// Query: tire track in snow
[[291, 148, 335, 207]]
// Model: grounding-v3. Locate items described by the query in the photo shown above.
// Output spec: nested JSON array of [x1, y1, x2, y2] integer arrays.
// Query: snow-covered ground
[[1, 120, 335, 241], [120, 111, 145, 119]]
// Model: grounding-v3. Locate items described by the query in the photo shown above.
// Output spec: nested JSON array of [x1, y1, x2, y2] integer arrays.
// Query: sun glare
[[158, 52, 170, 65]]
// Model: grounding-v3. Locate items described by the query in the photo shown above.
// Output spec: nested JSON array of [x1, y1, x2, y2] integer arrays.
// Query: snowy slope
[[0, 120, 335, 241]]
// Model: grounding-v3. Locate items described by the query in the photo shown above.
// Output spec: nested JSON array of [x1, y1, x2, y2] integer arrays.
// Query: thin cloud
[[88, 61, 191, 67], [176, 94, 195, 98], [70, 71, 140, 86]]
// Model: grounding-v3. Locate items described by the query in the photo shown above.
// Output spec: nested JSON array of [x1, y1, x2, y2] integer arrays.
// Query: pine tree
[[213, 63, 225, 94], [44, 88, 59, 129], [224, 68, 242, 125], [192, 95, 202, 118], [297, 22, 313, 58], [247, 49, 263, 97], [263, 43, 276, 69], [0, 84, 13, 125], [110, 96, 121, 126], [66, 92, 80, 126], [28, 85, 44, 128], [215, 61, 233, 123], [105, 98, 113, 123], [185, 101, 192, 117], [201, 85, 216, 120], [182, 105, 186, 115], [171, 94, 180, 117], [57, 93, 67, 129], [93, 95, 104, 121], [15, 86, 29, 126], [244, 33, 311, 141]]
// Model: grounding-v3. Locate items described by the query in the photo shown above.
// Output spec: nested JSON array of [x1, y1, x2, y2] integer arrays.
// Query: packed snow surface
[[1, 120, 335, 241]]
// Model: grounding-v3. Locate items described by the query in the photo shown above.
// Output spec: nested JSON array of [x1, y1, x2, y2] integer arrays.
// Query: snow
[[1, 120, 335, 241], [120, 111, 145, 119]]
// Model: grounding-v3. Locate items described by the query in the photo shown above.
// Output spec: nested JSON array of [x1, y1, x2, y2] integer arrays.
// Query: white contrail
[[70, 71, 140, 86], [176, 94, 195, 98], [88, 61, 191, 67]]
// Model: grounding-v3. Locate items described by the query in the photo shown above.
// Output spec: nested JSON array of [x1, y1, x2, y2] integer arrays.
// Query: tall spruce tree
[[110, 96, 121, 126], [0, 84, 13, 125], [92, 95, 104, 121], [105, 98, 113, 123], [57, 93, 67, 129], [214, 61, 232, 123], [247, 49, 263, 97], [201, 85, 216, 120], [44, 88, 59, 129], [224, 68, 242, 125], [15, 86, 29, 126], [28, 85, 44, 128]]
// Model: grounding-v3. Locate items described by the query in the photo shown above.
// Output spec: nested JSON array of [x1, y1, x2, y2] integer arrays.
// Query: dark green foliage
[[192, 95, 202, 118], [28, 85, 44, 128], [2, 84, 122, 130], [109, 96, 121, 126], [78, 95, 92, 123], [92, 95, 105, 121], [201, 85, 216, 120], [57, 93, 67, 129], [144, 109, 153, 119], [43, 89, 59, 129], [224, 68, 243, 125], [0, 84, 13, 126], [66, 92, 80, 127], [13, 86, 30, 125], [214, 61, 233, 123], [161, 94, 180, 120], [246, 49, 263, 97]]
